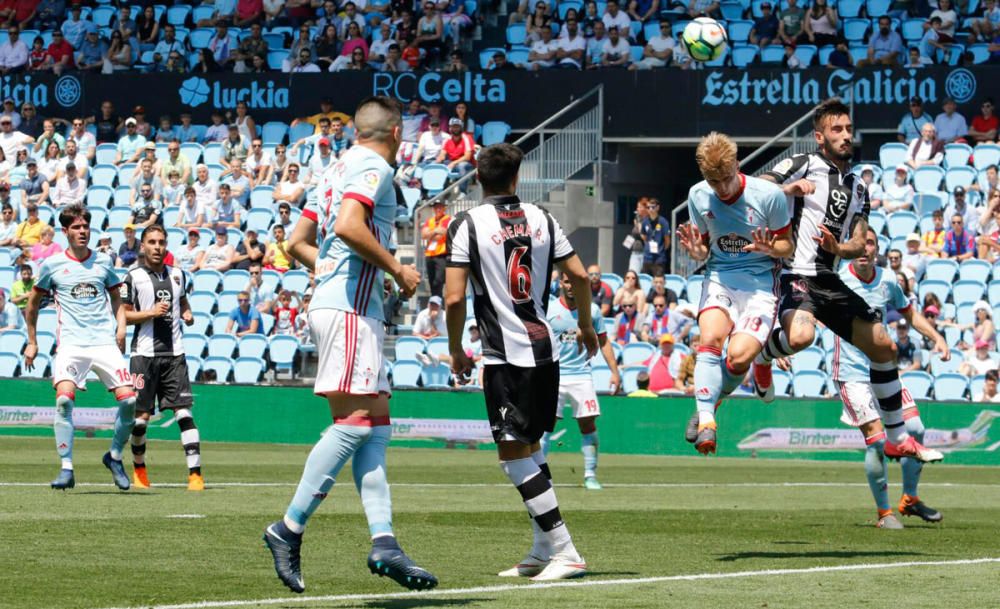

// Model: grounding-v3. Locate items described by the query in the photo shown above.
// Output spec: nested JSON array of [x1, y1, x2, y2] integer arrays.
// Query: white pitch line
[[93, 557, 1000, 609], [3, 481, 1000, 489]]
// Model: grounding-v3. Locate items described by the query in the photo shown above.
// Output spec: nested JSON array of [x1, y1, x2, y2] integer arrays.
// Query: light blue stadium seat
[[772, 368, 792, 397], [95, 144, 117, 166], [791, 345, 824, 372], [622, 342, 655, 366], [943, 143, 973, 169], [37, 309, 57, 335], [421, 164, 450, 196], [946, 166, 977, 192], [246, 208, 275, 233], [183, 333, 208, 358], [21, 353, 49, 378], [0, 352, 18, 376], [180, 143, 203, 165], [924, 259, 958, 282], [601, 272, 623, 294], [793, 44, 817, 66], [222, 270, 250, 293], [902, 370, 933, 399], [685, 274, 703, 305], [481, 121, 511, 146], [972, 144, 1000, 171], [913, 166, 945, 193], [792, 370, 827, 397], [929, 351, 962, 376], [391, 360, 421, 388], [281, 270, 310, 294], [506, 23, 526, 45], [427, 337, 449, 359], [967, 42, 990, 64], [238, 334, 268, 359], [886, 210, 917, 239], [217, 291, 240, 314], [421, 363, 451, 388], [868, 208, 886, 235], [844, 18, 868, 42], [36, 331, 55, 355], [591, 365, 613, 394], [838, 0, 863, 16], [952, 280, 986, 306], [914, 193, 944, 216], [261, 121, 288, 145], [731, 44, 758, 68], [269, 335, 299, 376], [970, 374, 986, 400], [208, 334, 238, 358], [261, 270, 281, 294], [879, 143, 908, 169], [190, 312, 211, 335], [288, 122, 314, 145], [917, 279, 950, 305], [188, 291, 217, 315], [250, 186, 275, 209], [933, 372, 968, 400], [192, 269, 223, 293], [233, 357, 265, 383], [186, 355, 202, 383], [395, 336, 427, 361], [621, 367, 642, 394], [988, 280, 1000, 305], [212, 312, 231, 335], [0, 330, 26, 355], [202, 143, 222, 166]]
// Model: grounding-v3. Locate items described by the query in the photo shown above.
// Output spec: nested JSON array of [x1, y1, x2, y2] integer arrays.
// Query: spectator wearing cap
[[176, 228, 206, 272], [221, 124, 250, 170], [19, 158, 48, 206], [264, 224, 294, 273], [906, 122, 944, 170], [960, 338, 998, 377], [945, 186, 978, 233], [210, 183, 241, 231], [118, 224, 140, 268], [0, 27, 27, 74], [234, 228, 267, 271], [859, 15, 904, 69], [221, 158, 253, 206], [203, 227, 235, 273], [176, 186, 206, 230], [901, 232, 926, 280], [306, 138, 335, 187], [934, 97, 969, 144], [599, 25, 632, 68], [413, 295, 447, 339], [967, 98, 998, 146], [943, 212, 976, 261], [76, 28, 106, 72], [920, 208, 947, 257], [0, 115, 33, 159], [15, 202, 42, 247], [115, 117, 146, 165], [896, 96, 933, 143], [881, 165, 915, 213], [629, 20, 674, 70], [642, 333, 683, 393], [95, 232, 119, 266], [51, 162, 85, 207], [421, 201, 451, 297], [750, 2, 780, 47], [894, 318, 922, 373], [436, 118, 476, 178]]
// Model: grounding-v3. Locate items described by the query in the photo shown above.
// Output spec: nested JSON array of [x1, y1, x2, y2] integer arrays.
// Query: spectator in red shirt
[[45, 30, 74, 75], [588, 264, 614, 316], [271, 290, 302, 336], [235, 0, 264, 27], [13, 0, 39, 29], [436, 117, 475, 177], [968, 98, 998, 145], [642, 333, 682, 393]]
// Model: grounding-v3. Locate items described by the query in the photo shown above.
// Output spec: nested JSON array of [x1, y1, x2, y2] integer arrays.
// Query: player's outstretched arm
[[599, 332, 621, 394], [23, 288, 43, 370], [904, 307, 949, 361], [556, 254, 598, 360], [444, 266, 473, 378], [287, 212, 320, 270], [109, 289, 128, 352], [333, 198, 420, 297]]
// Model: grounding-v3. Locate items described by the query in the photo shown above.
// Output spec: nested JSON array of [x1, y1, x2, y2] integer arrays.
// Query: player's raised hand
[[578, 326, 599, 360], [23, 343, 37, 371], [783, 178, 815, 197], [744, 228, 778, 256], [813, 225, 840, 254], [450, 348, 473, 379], [676, 223, 708, 259], [394, 264, 421, 298]]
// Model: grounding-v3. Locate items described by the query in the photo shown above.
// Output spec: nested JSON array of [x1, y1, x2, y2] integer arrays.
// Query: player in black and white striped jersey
[[752, 98, 942, 464], [445, 143, 598, 581], [121, 225, 204, 491]]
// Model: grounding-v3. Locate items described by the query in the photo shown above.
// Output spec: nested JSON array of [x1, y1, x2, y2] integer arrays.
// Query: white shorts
[[835, 381, 919, 427], [53, 344, 131, 391], [698, 280, 778, 345], [557, 376, 601, 419], [310, 308, 390, 397]]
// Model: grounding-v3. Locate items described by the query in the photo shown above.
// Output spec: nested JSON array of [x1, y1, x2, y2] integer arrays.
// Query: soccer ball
[[682, 17, 728, 63]]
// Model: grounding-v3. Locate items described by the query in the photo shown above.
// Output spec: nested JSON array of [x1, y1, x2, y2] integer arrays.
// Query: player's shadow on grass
[[356, 599, 488, 609], [74, 491, 157, 496], [716, 550, 928, 562]]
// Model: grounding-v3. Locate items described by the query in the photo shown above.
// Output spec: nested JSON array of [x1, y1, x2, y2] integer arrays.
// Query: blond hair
[[695, 132, 738, 182]]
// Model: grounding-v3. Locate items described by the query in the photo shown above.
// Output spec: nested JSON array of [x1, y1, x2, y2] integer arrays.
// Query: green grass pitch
[[1, 436, 999, 609]]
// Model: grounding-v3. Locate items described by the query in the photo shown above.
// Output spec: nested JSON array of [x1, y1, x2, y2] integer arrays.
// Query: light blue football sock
[[54, 393, 75, 470], [353, 425, 394, 539], [581, 432, 598, 479], [720, 357, 745, 398], [865, 437, 890, 512], [284, 423, 371, 533], [695, 347, 723, 425], [109, 394, 136, 461], [901, 416, 925, 498], [539, 431, 551, 457]]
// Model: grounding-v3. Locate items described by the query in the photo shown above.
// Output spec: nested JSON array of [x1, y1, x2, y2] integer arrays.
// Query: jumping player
[[446, 143, 597, 581], [832, 228, 947, 528], [542, 272, 621, 490], [752, 98, 942, 463], [23, 204, 137, 491], [262, 96, 437, 594], [121, 225, 204, 491], [676, 132, 793, 454]]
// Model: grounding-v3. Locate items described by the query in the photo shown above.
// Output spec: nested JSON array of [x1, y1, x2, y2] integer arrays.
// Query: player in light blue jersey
[[676, 133, 793, 455], [542, 272, 621, 490], [263, 97, 436, 596], [23, 205, 137, 492], [831, 227, 948, 528]]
